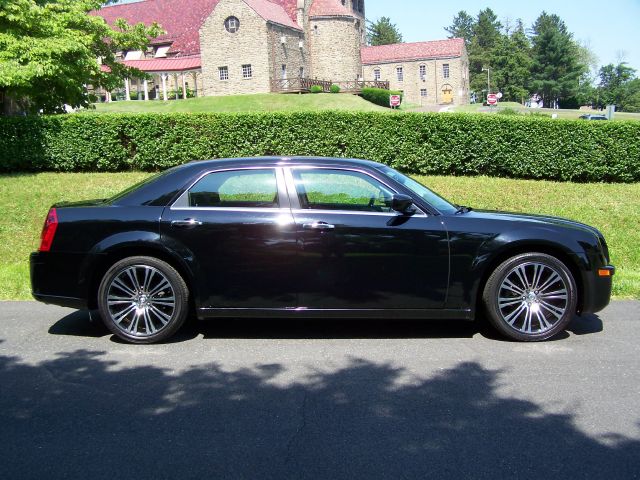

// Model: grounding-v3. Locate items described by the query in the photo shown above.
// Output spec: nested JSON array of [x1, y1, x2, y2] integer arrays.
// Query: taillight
[[39, 208, 58, 252]]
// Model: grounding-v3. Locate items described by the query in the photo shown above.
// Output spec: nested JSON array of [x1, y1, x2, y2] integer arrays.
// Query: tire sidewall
[[97, 256, 189, 344]]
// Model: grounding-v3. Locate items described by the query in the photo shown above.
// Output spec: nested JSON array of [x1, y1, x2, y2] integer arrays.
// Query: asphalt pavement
[[1, 301, 639, 479]]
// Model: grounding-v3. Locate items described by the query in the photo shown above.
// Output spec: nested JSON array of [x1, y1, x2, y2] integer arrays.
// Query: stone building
[[96, 0, 468, 105]]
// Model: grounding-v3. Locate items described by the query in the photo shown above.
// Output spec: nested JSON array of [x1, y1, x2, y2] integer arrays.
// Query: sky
[[365, 0, 640, 72], [114, 0, 640, 72]]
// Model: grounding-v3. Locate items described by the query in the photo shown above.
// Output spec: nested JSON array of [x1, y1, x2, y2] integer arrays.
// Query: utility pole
[[482, 67, 491, 98]]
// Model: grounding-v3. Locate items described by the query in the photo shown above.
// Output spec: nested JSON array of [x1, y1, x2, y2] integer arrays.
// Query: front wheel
[[482, 253, 577, 341], [97, 256, 189, 344]]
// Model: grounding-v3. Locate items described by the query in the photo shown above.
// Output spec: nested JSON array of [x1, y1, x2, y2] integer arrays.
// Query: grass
[[450, 101, 640, 121], [1, 173, 638, 300], [87, 93, 389, 113]]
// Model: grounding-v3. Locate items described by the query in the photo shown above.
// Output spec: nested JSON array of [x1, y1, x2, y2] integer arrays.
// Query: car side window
[[292, 169, 395, 213], [187, 169, 279, 208]]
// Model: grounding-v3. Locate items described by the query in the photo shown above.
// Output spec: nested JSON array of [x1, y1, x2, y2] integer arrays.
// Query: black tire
[[482, 253, 577, 341], [97, 256, 189, 344]]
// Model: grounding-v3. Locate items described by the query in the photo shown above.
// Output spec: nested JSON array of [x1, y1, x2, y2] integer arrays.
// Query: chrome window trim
[[284, 165, 427, 217], [170, 166, 289, 211]]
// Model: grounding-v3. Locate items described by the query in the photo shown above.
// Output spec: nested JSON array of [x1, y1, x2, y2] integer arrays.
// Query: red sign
[[390, 95, 401, 107], [487, 93, 498, 106]]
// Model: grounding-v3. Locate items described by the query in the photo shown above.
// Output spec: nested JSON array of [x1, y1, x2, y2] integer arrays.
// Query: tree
[[529, 12, 586, 108], [367, 17, 403, 46], [0, 0, 162, 114], [444, 10, 474, 48], [468, 8, 502, 95], [490, 20, 532, 103], [596, 62, 638, 111]]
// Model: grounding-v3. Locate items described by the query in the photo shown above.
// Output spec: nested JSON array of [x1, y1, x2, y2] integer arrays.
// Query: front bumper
[[580, 265, 615, 314]]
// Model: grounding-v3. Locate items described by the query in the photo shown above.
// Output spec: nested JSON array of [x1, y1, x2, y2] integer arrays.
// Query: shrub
[[360, 87, 403, 108], [1, 112, 639, 182], [330, 84, 341, 94], [309, 85, 323, 94]]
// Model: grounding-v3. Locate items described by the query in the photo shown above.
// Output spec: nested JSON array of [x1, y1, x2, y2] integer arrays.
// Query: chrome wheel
[[106, 265, 176, 338], [497, 261, 569, 334]]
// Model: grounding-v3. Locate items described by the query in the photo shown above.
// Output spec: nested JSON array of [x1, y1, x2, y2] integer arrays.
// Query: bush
[[360, 88, 403, 108], [330, 84, 341, 94], [309, 85, 323, 94], [1, 112, 639, 182]]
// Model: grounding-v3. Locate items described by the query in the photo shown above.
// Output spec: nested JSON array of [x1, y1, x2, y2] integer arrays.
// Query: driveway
[[1, 301, 639, 479]]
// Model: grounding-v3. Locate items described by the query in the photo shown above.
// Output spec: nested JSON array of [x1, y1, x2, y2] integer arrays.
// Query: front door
[[442, 85, 453, 104], [161, 167, 297, 310], [286, 167, 449, 310]]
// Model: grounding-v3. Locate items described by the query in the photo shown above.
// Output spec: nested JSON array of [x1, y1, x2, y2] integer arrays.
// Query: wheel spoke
[[143, 308, 157, 334], [112, 304, 136, 325], [513, 265, 530, 290], [501, 278, 524, 295], [112, 277, 136, 296], [540, 300, 565, 320], [149, 304, 171, 325], [504, 303, 527, 326], [148, 278, 170, 297], [125, 268, 141, 293]]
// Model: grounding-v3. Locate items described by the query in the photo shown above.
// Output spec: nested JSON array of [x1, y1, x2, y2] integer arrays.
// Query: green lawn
[[1, 172, 637, 300], [88, 93, 389, 113], [450, 101, 640, 121]]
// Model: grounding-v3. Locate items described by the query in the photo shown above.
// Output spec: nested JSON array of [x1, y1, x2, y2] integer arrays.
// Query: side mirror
[[391, 194, 414, 213]]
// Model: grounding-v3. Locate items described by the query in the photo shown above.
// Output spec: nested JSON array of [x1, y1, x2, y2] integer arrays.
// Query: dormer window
[[224, 16, 240, 33]]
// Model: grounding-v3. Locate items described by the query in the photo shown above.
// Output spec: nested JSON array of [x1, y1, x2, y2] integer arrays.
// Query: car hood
[[464, 209, 603, 238]]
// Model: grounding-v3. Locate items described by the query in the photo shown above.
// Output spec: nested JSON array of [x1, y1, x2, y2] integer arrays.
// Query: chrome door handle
[[171, 219, 203, 228], [303, 222, 335, 230]]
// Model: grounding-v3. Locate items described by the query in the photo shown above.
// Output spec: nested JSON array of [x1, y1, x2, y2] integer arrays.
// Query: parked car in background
[[579, 114, 608, 120], [31, 157, 614, 344]]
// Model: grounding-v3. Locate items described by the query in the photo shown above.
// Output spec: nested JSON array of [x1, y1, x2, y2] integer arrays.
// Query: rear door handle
[[303, 222, 335, 231], [171, 219, 203, 228]]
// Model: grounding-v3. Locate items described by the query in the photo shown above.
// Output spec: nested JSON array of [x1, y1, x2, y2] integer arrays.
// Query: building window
[[219, 66, 229, 81], [396, 67, 403, 82], [314, 25, 319, 35], [224, 16, 240, 33], [299, 66, 304, 77], [419, 64, 426, 79], [420, 88, 427, 97], [281, 64, 287, 79], [242, 64, 252, 79], [443, 63, 450, 79], [374, 69, 381, 81]]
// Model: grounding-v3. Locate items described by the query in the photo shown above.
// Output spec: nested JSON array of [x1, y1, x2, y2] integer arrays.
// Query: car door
[[161, 167, 298, 310], [285, 166, 449, 310]]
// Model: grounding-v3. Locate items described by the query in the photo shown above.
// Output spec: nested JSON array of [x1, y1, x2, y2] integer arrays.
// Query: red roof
[[261, 0, 299, 23], [309, 0, 353, 17], [123, 55, 202, 72], [362, 38, 465, 64], [244, 0, 301, 30], [96, 0, 220, 56]]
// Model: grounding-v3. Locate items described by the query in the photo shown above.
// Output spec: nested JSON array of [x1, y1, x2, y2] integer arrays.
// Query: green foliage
[[367, 17, 403, 46], [360, 88, 403, 108], [0, 0, 162, 114], [595, 63, 639, 112], [330, 84, 341, 94], [1, 112, 639, 183], [309, 85, 323, 94], [444, 11, 474, 47]]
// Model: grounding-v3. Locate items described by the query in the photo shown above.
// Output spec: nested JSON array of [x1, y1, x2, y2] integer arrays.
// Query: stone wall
[[267, 24, 307, 83], [200, 0, 271, 96], [363, 51, 469, 106], [307, 16, 362, 82]]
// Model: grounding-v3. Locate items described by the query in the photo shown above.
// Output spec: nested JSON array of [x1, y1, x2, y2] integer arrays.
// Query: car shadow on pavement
[[48, 310, 604, 343], [0, 349, 636, 478]]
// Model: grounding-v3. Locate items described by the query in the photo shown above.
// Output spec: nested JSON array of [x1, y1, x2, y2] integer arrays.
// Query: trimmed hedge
[[360, 87, 403, 108], [1, 112, 639, 182]]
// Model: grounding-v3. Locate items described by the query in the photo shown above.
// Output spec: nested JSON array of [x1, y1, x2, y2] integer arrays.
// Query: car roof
[[180, 156, 387, 172]]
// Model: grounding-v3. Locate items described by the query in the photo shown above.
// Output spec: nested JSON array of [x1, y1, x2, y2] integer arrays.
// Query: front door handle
[[171, 219, 203, 228], [303, 222, 335, 231]]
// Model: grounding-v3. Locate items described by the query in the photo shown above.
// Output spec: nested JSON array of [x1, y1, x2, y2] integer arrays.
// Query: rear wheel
[[97, 256, 189, 344], [482, 253, 577, 341]]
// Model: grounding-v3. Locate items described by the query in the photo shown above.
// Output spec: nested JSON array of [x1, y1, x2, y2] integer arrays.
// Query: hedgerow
[[1, 112, 639, 182], [360, 87, 403, 108]]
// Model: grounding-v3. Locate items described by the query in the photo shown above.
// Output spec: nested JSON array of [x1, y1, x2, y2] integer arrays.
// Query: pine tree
[[529, 12, 586, 108], [367, 17, 403, 46], [444, 11, 474, 48], [468, 8, 502, 95], [491, 20, 532, 103]]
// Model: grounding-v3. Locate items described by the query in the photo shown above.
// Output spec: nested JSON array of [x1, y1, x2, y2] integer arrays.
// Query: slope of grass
[[87, 93, 389, 113], [1, 173, 637, 300]]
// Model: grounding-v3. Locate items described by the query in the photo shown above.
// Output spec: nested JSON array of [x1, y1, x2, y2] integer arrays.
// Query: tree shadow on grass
[[0, 347, 635, 479]]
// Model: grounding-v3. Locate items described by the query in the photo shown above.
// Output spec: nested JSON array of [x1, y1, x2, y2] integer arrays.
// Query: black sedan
[[31, 157, 614, 343]]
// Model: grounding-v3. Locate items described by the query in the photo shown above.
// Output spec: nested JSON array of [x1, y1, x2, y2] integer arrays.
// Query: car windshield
[[377, 165, 458, 214]]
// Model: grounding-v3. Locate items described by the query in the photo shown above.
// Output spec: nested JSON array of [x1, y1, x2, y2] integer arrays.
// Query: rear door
[[161, 167, 298, 310], [286, 166, 449, 310]]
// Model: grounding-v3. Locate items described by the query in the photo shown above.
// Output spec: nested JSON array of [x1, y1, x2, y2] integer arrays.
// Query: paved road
[[1, 301, 639, 479]]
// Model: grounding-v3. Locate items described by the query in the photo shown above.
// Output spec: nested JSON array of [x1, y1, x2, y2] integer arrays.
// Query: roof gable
[[243, 0, 301, 30], [362, 38, 465, 64]]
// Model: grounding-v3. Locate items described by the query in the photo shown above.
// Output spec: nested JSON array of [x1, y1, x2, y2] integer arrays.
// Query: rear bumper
[[30, 251, 89, 309], [580, 265, 615, 314]]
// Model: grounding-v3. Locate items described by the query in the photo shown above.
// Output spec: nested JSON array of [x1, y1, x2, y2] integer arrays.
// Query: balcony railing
[[271, 78, 390, 93]]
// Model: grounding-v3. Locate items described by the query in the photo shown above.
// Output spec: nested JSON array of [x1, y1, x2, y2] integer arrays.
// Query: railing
[[271, 78, 389, 93]]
